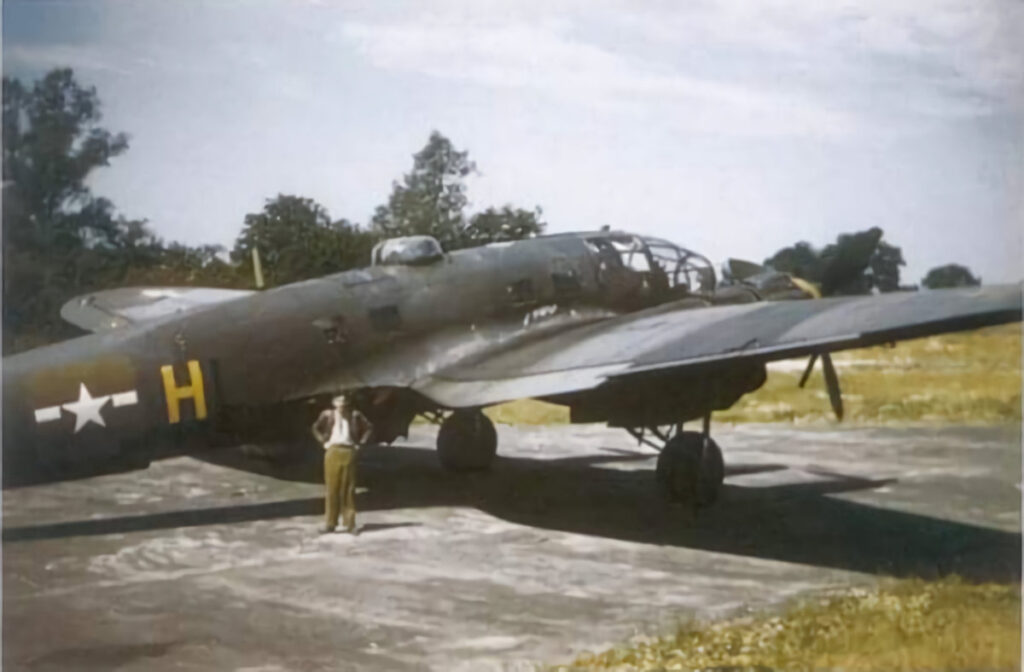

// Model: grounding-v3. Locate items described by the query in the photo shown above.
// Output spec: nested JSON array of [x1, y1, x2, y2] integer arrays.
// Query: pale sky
[[4, 0, 1023, 284]]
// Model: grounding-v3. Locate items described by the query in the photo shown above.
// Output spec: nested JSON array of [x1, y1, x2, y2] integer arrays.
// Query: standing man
[[312, 394, 372, 534]]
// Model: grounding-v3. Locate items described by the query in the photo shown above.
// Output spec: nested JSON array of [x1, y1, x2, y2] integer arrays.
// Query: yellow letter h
[[160, 360, 208, 423]]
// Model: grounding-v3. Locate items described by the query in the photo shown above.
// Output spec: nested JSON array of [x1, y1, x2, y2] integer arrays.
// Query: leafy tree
[[3, 69, 133, 349], [922, 264, 981, 289], [371, 131, 475, 250], [232, 194, 374, 287], [764, 241, 820, 282], [869, 241, 905, 293], [371, 131, 544, 250], [465, 206, 545, 246], [3, 70, 129, 252], [2, 68, 246, 352], [119, 242, 243, 288], [66, 205, 163, 288]]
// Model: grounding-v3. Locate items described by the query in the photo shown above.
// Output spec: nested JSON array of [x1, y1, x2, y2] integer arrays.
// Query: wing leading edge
[[413, 285, 1021, 407]]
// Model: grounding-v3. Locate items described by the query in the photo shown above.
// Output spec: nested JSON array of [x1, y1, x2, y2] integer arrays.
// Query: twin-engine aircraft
[[3, 231, 1020, 506]]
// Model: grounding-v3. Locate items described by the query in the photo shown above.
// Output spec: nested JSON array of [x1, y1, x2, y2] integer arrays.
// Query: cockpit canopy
[[642, 236, 716, 294], [586, 234, 716, 295], [371, 236, 445, 267]]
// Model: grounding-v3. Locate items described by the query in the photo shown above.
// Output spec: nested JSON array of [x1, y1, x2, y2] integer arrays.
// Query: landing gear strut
[[650, 414, 724, 507], [436, 410, 497, 472]]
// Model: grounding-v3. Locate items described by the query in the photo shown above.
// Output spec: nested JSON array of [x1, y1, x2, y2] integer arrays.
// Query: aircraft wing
[[412, 285, 1021, 407], [61, 287, 254, 332]]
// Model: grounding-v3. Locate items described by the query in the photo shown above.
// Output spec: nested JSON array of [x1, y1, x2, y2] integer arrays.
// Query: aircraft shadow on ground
[[5, 442, 1019, 583], [19, 641, 184, 672], [2, 509, 417, 542]]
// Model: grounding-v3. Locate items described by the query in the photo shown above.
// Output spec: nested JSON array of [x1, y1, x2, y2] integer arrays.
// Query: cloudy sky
[[4, 0, 1023, 283]]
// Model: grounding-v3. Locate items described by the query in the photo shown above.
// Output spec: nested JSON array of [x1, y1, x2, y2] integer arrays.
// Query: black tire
[[656, 431, 724, 506], [437, 410, 497, 472]]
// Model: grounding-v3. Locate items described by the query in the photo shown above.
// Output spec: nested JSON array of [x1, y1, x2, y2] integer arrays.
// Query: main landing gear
[[436, 409, 497, 472], [430, 406, 725, 507], [631, 413, 725, 507]]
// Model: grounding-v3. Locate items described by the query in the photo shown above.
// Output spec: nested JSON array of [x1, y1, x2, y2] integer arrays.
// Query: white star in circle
[[62, 383, 111, 433]]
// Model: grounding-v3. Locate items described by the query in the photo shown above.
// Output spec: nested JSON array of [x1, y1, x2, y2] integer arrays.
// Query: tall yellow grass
[[558, 577, 1021, 671]]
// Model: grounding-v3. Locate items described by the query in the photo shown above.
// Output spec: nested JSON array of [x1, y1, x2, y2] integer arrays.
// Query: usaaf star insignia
[[34, 383, 138, 433]]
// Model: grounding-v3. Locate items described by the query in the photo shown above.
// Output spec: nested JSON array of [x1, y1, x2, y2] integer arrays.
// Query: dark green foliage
[[764, 241, 819, 281], [371, 131, 544, 250], [922, 264, 981, 289], [869, 241, 906, 293], [123, 242, 243, 288], [2, 69, 243, 352], [465, 206, 545, 246], [2, 69, 129, 236], [3, 69, 135, 349], [765, 227, 905, 296], [371, 131, 475, 250], [231, 195, 375, 287]]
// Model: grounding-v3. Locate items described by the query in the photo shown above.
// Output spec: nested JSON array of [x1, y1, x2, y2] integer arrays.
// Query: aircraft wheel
[[437, 410, 497, 472], [656, 431, 724, 506]]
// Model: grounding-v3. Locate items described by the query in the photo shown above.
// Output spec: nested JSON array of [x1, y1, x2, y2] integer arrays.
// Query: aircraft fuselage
[[3, 232, 723, 486]]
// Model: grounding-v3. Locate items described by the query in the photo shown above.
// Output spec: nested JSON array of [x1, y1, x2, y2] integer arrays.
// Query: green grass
[[556, 577, 1021, 671], [487, 324, 1022, 426], [486, 398, 572, 425]]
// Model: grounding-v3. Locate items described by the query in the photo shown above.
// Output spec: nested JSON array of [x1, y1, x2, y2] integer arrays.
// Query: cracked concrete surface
[[3, 423, 1020, 671]]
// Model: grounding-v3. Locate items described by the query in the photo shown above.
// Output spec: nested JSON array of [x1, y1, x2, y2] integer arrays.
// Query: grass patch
[[486, 324, 1021, 426], [556, 577, 1021, 671], [719, 323, 1020, 425], [486, 399, 570, 426]]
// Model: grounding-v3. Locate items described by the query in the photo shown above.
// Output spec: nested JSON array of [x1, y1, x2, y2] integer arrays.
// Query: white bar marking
[[34, 406, 62, 423], [112, 390, 138, 407]]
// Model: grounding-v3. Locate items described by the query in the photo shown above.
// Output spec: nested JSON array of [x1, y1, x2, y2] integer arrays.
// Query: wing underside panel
[[413, 285, 1021, 407]]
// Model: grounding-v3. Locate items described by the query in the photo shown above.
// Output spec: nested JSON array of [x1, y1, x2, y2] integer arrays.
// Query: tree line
[[762, 228, 980, 296], [2, 69, 982, 354], [2, 69, 543, 352]]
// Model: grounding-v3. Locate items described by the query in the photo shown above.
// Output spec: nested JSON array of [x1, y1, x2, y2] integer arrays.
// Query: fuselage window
[[551, 270, 581, 297], [586, 239, 623, 274], [609, 238, 651, 272], [507, 279, 535, 305]]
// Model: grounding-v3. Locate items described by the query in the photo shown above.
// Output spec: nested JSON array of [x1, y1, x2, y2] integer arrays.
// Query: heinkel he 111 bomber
[[3, 231, 1021, 505]]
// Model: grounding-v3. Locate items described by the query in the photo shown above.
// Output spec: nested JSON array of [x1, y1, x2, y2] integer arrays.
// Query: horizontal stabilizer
[[723, 258, 767, 281], [60, 287, 254, 332]]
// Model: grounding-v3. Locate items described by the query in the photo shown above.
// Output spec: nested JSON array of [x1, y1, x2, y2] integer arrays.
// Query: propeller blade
[[820, 352, 844, 421], [798, 353, 818, 388], [252, 248, 265, 289], [788, 275, 822, 299]]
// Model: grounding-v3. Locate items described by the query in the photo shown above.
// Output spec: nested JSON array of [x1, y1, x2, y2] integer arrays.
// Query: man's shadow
[[5, 441, 1019, 583]]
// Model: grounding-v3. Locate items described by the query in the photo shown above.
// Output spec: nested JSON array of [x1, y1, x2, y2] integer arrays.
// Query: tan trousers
[[324, 444, 357, 531]]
